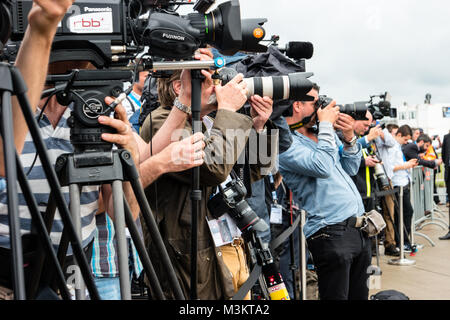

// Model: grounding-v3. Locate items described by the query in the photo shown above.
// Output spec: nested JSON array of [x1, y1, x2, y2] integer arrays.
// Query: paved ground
[[369, 204, 450, 300]]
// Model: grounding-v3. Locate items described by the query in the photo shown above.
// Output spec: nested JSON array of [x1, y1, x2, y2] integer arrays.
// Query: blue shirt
[[278, 122, 365, 239], [390, 140, 411, 187]]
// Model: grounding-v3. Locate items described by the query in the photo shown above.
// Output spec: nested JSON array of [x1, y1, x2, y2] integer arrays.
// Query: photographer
[[390, 125, 419, 252], [347, 111, 381, 211], [279, 84, 371, 300], [140, 49, 278, 300], [402, 134, 442, 169], [439, 130, 450, 240], [0, 1, 207, 299], [122, 70, 150, 133], [372, 124, 401, 256], [0, 0, 74, 177], [0, 0, 76, 299]]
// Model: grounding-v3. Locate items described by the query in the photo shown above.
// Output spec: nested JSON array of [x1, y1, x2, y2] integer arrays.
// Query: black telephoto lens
[[339, 102, 369, 121]]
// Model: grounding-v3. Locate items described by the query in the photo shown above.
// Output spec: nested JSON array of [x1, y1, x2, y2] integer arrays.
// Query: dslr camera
[[207, 172, 269, 234], [315, 95, 369, 121]]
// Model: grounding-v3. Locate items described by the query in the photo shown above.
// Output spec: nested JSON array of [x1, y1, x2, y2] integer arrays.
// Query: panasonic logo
[[162, 33, 185, 41], [84, 7, 112, 12]]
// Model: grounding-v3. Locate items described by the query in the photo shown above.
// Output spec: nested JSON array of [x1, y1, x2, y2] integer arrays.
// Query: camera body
[[315, 95, 369, 121], [207, 175, 269, 234]]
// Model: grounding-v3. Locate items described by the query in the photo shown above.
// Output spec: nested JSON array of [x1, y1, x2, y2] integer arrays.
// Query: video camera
[[315, 95, 369, 121], [3, 0, 267, 66], [368, 92, 394, 120]]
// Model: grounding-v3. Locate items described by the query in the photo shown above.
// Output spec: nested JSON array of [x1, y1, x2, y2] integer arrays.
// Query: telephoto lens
[[374, 162, 390, 190], [339, 102, 370, 121], [316, 95, 368, 121], [219, 67, 314, 102]]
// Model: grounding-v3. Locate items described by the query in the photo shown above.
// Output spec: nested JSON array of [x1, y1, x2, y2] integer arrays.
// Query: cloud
[[237, 0, 450, 106]]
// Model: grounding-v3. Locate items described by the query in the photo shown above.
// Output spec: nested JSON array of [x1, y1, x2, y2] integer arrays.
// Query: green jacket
[[140, 107, 277, 300]]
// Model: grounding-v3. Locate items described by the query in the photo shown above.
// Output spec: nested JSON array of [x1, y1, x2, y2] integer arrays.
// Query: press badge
[[270, 204, 283, 225], [206, 214, 241, 247]]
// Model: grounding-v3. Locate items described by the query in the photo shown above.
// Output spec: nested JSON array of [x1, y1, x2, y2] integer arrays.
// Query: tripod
[[0, 62, 99, 300], [38, 142, 185, 300]]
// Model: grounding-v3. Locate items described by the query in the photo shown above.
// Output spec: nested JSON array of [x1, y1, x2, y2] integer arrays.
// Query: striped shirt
[[91, 212, 143, 278], [0, 106, 98, 250]]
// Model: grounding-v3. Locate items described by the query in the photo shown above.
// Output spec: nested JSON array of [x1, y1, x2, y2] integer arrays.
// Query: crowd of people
[[0, 0, 449, 301]]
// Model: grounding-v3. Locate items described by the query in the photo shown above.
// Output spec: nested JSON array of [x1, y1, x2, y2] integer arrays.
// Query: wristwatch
[[344, 136, 357, 147], [174, 97, 191, 115]]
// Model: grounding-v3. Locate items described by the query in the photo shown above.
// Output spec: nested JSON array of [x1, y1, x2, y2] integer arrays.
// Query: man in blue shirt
[[279, 84, 371, 300]]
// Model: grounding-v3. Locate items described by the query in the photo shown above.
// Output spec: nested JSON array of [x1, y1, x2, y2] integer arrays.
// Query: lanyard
[[362, 149, 371, 198], [268, 174, 278, 204]]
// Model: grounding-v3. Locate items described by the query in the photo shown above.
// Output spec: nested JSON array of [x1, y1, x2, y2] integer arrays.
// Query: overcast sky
[[185, 0, 450, 108]]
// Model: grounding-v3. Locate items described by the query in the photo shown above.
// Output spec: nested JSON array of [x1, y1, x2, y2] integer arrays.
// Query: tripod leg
[[111, 180, 131, 300], [123, 197, 165, 300], [119, 150, 185, 300], [1, 90, 26, 300], [13, 84, 100, 300], [69, 184, 86, 300], [190, 71, 203, 300], [299, 210, 307, 300], [15, 153, 70, 300], [289, 233, 298, 300]]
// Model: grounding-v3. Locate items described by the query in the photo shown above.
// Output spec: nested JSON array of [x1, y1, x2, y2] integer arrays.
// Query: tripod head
[[44, 69, 133, 155]]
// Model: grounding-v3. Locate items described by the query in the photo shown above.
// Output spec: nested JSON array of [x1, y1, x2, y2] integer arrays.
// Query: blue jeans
[[94, 277, 121, 300]]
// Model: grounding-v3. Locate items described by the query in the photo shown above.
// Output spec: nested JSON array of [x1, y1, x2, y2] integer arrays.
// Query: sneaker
[[403, 244, 412, 253], [384, 245, 400, 256]]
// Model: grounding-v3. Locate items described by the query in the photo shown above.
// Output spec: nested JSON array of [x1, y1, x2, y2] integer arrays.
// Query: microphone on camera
[[283, 41, 314, 60], [378, 100, 391, 109]]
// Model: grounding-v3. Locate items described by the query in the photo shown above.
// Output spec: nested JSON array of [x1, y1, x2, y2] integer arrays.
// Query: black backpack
[[370, 290, 409, 300]]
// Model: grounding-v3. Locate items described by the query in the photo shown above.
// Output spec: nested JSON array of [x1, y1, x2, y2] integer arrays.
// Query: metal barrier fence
[[411, 166, 449, 247]]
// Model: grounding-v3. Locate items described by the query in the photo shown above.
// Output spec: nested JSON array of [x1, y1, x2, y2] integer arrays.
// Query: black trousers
[[394, 185, 413, 246], [446, 166, 450, 228], [307, 221, 371, 300]]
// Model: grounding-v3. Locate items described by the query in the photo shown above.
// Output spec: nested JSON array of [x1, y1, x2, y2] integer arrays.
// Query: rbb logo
[[68, 10, 114, 34], [73, 18, 104, 28]]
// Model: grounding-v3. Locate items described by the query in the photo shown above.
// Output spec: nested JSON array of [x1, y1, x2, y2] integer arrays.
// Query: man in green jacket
[[140, 51, 278, 300]]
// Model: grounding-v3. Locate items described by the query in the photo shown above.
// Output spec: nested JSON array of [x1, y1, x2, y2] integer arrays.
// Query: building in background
[[392, 102, 450, 138]]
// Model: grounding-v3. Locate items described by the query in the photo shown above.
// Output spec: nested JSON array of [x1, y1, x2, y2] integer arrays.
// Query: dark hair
[[156, 70, 182, 109], [386, 123, 399, 133], [417, 134, 431, 143], [396, 124, 413, 137], [311, 82, 320, 93]]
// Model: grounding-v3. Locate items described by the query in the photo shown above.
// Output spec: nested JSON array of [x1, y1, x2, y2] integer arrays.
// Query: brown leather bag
[[361, 210, 386, 237]]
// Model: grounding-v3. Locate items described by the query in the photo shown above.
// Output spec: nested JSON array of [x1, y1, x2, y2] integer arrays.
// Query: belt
[[309, 216, 366, 241], [329, 216, 365, 229]]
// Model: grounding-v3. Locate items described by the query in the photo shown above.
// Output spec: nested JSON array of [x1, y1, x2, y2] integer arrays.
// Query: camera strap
[[288, 109, 318, 131], [362, 149, 372, 198]]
